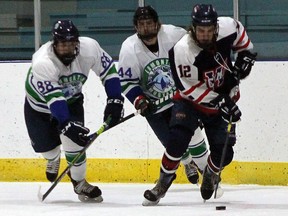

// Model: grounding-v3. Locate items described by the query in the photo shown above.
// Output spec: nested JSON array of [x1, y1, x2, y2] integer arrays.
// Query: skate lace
[[151, 174, 175, 196], [184, 162, 198, 177], [75, 180, 94, 194], [46, 158, 60, 173], [152, 182, 167, 196]]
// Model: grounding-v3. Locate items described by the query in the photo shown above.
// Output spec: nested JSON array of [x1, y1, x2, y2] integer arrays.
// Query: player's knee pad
[[42, 145, 61, 160], [60, 133, 84, 152], [166, 125, 193, 158]]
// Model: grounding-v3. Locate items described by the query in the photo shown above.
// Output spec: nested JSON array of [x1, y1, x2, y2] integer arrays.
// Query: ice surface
[[1, 182, 288, 216]]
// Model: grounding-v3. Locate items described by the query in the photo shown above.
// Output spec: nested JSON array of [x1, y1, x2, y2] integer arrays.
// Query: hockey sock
[[188, 139, 209, 172], [161, 150, 181, 174], [65, 152, 87, 181]]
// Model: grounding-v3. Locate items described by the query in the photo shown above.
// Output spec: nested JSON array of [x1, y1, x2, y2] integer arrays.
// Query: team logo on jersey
[[202, 52, 228, 89], [203, 65, 225, 89], [59, 73, 87, 99], [142, 58, 176, 99]]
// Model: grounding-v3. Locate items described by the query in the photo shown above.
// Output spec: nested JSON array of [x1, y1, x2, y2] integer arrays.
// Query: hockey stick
[[214, 71, 241, 199], [38, 111, 138, 202], [38, 91, 175, 202], [213, 116, 233, 199]]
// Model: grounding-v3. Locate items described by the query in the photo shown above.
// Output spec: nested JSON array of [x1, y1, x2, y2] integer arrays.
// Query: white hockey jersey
[[118, 24, 186, 112], [25, 37, 120, 118]]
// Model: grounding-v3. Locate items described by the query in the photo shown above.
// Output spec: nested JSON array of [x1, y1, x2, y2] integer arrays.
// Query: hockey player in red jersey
[[118, 5, 210, 186], [143, 4, 256, 205]]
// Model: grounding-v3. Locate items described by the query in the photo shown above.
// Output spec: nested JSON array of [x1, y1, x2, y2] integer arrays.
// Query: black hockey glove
[[104, 97, 124, 128], [134, 95, 157, 117], [60, 121, 90, 147], [211, 95, 242, 124], [233, 50, 257, 80]]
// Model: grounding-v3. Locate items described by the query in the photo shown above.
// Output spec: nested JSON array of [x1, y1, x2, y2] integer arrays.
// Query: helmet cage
[[52, 20, 80, 65], [133, 6, 160, 41]]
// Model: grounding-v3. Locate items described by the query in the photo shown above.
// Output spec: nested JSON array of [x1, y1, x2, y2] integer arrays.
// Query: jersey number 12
[[178, 65, 191, 77]]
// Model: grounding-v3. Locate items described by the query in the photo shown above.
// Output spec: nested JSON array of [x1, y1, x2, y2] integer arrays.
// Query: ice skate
[[71, 178, 103, 203], [45, 155, 60, 182], [184, 160, 199, 184], [200, 166, 219, 200], [142, 172, 176, 206]]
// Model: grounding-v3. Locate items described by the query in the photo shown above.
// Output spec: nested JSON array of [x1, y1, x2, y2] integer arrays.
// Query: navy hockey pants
[[146, 107, 172, 148], [167, 100, 236, 168], [24, 95, 85, 153]]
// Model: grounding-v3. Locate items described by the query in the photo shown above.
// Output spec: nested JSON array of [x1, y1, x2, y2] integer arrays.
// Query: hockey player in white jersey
[[24, 20, 124, 202], [143, 4, 256, 205], [118, 6, 209, 187]]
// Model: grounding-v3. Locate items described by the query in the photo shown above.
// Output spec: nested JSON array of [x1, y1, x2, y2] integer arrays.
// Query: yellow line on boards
[[0, 158, 287, 186]]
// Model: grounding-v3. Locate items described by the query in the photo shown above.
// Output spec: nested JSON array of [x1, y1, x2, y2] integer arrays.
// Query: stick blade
[[37, 185, 44, 202], [214, 186, 224, 199]]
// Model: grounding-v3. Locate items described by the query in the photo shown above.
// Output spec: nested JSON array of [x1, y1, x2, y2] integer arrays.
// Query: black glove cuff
[[58, 120, 70, 133], [107, 97, 124, 105]]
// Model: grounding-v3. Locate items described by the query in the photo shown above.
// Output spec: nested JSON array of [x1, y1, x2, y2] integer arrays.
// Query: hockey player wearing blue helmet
[[24, 20, 124, 202], [143, 4, 256, 205]]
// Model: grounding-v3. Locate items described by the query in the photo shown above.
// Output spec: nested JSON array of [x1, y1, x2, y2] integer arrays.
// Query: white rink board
[[0, 62, 288, 162]]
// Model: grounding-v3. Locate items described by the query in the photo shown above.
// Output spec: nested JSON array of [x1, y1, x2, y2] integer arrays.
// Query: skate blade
[[142, 198, 160, 206], [78, 194, 103, 203]]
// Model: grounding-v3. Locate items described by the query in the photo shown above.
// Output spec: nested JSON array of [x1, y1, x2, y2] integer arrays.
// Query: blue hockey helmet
[[52, 20, 80, 65], [133, 5, 159, 25], [191, 4, 218, 26], [190, 4, 218, 49], [52, 20, 79, 43], [133, 6, 160, 42]]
